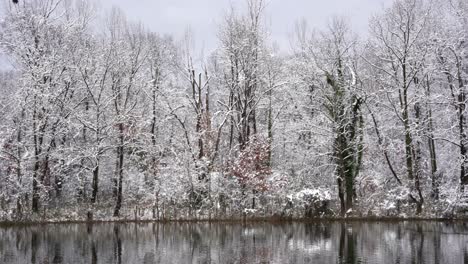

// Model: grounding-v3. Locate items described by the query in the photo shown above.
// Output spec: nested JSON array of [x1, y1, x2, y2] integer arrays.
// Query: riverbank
[[1, 215, 467, 227], [1, 200, 466, 227]]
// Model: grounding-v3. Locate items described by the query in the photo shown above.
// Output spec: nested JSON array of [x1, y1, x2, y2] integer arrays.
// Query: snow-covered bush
[[285, 188, 333, 217]]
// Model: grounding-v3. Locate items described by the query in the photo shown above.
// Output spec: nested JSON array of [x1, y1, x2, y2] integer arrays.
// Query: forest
[[0, 0, 467, 222]]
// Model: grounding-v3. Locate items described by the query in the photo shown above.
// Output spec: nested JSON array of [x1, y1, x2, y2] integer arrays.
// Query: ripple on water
[[0, 221, 467, 264]]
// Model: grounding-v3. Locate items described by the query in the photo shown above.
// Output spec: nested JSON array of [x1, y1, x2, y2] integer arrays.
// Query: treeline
[[0, 0, 467, 221]]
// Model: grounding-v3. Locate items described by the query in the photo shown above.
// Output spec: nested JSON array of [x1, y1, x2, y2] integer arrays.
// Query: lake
[[0, 221, 467, 263]]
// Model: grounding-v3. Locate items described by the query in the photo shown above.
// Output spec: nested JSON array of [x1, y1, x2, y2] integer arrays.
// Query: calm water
[[0, 221, 467, 263]]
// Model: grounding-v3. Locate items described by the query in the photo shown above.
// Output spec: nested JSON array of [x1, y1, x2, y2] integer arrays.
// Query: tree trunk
[[91, 161, 99, 203], [267, 87, 273, 166], [442, 64, 467, 191], [337, 173, 346, 216], [32, 100, 40, 213], [425, 78, 438, 199], [413, 103, 424, 214], [458, 80, 467, 190], [113, 124, 125, 217]]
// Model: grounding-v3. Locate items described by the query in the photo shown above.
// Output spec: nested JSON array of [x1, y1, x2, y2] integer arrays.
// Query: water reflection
[[0, 221, 467, 263]]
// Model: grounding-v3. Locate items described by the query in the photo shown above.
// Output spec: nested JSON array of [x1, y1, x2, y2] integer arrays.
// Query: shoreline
[[1, 216, 467, 227]]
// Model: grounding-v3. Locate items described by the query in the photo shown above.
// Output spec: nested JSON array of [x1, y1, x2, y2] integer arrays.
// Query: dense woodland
[[0, 0, 467, 222]]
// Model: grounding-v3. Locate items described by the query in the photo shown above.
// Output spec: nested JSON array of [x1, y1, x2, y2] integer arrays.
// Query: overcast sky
[[99, 0, 394, 52], [0, 0, 395, 69]]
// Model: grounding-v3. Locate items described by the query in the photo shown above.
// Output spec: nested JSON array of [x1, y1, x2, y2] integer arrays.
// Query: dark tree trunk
[[458, 84, 467, 189], [414, 103, 424, 214], [91, 162, 99, 203], [113, 124, 125, 217], [337, 175, 346, 216], [441, 59, 467, 191], [31, 161, 40, 213], [32, 101, 41, 213], [424, 77, 439, 199]]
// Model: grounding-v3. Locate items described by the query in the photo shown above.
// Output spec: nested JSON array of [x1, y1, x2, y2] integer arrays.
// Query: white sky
[[0, 0, 394, 69], [98, 0, 394, 52]]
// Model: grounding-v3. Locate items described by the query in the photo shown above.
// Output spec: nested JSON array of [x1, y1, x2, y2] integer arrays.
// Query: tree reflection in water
[[1, 221, 468, 263]]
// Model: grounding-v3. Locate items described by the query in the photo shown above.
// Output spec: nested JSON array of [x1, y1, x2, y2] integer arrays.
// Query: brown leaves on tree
[[230, 136, 271, 192]]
